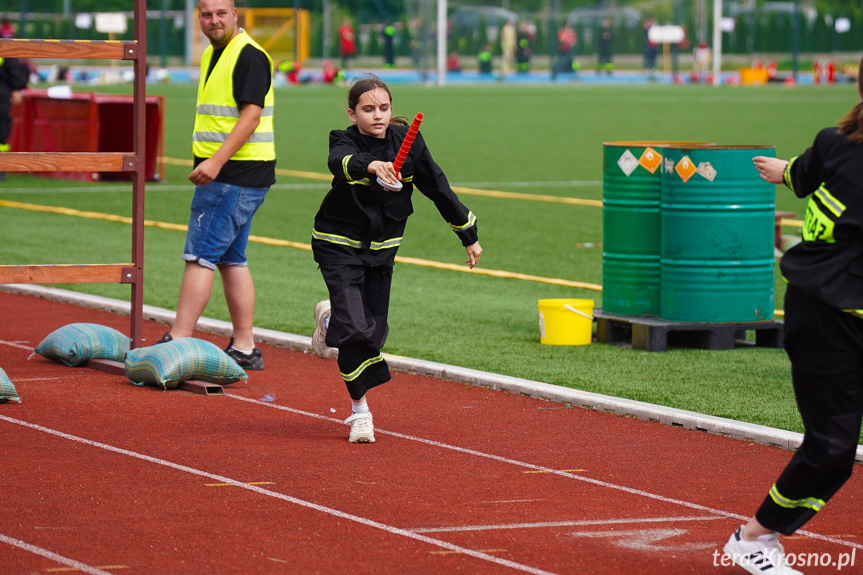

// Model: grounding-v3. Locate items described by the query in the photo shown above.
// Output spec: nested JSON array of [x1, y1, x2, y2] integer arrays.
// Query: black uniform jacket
[[780, 126, 863, 311], [0, 57, 28, 94], [312, 123, 478, 266]]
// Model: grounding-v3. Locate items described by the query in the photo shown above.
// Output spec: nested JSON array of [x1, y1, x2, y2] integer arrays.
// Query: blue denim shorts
[[182, 181, 269, 270]]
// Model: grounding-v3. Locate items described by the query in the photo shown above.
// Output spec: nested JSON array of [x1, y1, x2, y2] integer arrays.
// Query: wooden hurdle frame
[[0, 1, 148, 350]]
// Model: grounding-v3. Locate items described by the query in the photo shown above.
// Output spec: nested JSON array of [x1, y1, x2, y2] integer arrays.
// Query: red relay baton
[[377, 112, 423, 191]]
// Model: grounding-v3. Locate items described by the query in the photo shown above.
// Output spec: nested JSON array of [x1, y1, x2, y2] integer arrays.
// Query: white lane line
[[408, 515, 723, 534], [0, 339, 35, 351], [0, 532, 114, 575], [225, 395, 863, 552], [0, 414, 558, 575]]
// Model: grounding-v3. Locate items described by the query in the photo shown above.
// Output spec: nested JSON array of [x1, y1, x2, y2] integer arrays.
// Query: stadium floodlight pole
[[711, 0, 722, 87], [436, 0, 447, 86]]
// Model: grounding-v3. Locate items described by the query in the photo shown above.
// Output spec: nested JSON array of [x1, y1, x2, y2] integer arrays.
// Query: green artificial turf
[[2, 81, 859, 441]]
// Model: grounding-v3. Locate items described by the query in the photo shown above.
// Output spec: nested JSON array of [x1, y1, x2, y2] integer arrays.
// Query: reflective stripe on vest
[[802, 185, 843, 243], [193, 31, 275, 161]]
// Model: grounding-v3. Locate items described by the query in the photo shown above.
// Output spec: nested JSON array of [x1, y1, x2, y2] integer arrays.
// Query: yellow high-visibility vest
[[193, 32, 275, 161]]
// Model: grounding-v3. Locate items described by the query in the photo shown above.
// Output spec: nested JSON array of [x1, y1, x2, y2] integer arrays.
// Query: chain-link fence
[[2, 0, 862, 72]]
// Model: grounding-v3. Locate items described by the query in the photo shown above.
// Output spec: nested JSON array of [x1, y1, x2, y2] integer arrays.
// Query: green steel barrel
[[602, 141, 709, 316], [660, 146, 776, 323]]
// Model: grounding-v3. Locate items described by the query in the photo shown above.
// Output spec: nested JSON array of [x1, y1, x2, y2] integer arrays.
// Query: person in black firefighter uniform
[[310, 74, 482, 444], [0, 54, 29, 181], [722, 56, 863, 575]]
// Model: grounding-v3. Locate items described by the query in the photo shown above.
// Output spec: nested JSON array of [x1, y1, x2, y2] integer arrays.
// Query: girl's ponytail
[[838, 56, 863, 145]]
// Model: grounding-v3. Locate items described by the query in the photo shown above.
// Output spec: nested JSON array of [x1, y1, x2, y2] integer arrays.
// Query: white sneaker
[[312, 299, 333, 359], [723, 526, 804, 574], [344, 411, 375, 443]]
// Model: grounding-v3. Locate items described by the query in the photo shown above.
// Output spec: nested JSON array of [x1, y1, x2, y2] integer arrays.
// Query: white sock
[[351, 397, 369, 414], [229, 345, 254, 355]]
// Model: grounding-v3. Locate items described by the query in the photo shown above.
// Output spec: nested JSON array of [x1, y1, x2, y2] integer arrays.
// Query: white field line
[[0, 414, 557, 575], [0, 339, 36, 351], [0, 532, 114, 575], [407, 515, 724, 533], [226, 394, 863, 552]]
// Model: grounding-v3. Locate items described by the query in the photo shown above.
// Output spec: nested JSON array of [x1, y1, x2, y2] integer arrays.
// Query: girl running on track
[[722, 56, 863, 575], [309, 74, 482, 444]]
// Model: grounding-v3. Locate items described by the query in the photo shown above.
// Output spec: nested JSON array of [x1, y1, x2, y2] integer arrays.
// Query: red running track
[[0, 290, 861, 574]]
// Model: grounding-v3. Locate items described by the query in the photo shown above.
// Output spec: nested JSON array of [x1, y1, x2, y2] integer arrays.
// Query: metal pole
[[131, 0, 148, 349], [549, 0, 558, 80], [711, 0, 722, 87], [436, 0, 446, 85], [322, 0, 330, 60], [294, 0, 300, 63], [185, 0, 195, 66], [792, 0, 800, 82], [160, 0, 168, 68]]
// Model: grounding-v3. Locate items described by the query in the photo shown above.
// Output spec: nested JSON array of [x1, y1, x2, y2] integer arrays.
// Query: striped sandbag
[[35, 323, 130, 367], [124, 338, 247, 390], [0, 367, 21, 403]]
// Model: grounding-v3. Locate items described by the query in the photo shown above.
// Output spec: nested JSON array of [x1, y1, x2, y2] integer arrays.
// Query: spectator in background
[[477, 44, 493, 75], [597, 17, 614, 75], [338, 18, 357, 69], [500, 19, 516, 76], [693, 41, 711, 83], [1, 16, 15, 39], [382, 21, 396, 68], [0, 54, 29, 182], [643, 16, 658, 78], [516, 21, 532, 74], [321, 59, 345, 85], [556, 23, 576, 74], [447, 52, 461, 73]]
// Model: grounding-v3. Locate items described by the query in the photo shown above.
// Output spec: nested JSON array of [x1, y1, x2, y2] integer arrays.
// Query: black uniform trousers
[[319, 263, 393, 400], [755, 284, 863, 535]]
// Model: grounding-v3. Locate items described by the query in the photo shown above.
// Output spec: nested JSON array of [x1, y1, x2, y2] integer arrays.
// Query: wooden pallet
[[594, 309, 784, 352]]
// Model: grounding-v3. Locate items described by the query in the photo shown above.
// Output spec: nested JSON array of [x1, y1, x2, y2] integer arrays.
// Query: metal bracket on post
[[122, 42, 139, 61]]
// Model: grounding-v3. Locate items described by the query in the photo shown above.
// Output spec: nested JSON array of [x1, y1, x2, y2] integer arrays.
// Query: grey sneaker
[[224, 337, 264, 370], [344, 411, 375, 443], [723, 526, 804, 575], [156, 332, 173, 344], [312, 299, 334, 359]]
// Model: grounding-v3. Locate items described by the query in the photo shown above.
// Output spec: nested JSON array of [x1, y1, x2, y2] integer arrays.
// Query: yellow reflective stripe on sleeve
[[370, 237, 402, 250], [815, 185, 846, 218], [341, 154, 352, 179], [842, 309, 863, 319], [783, 156, 797, 192], [341, 354, 384, 382], [768, 484, 825, 512], [402, 175, 413, 182], [312, 229, 362, 249], [449, 211, 477, 232]]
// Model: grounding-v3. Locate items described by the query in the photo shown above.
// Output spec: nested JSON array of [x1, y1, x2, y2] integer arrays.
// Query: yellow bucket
[[538, 299, 595, 346]]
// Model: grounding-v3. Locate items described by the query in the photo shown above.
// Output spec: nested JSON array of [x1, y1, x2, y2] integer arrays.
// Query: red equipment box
[[10, 89, 164, 181]]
